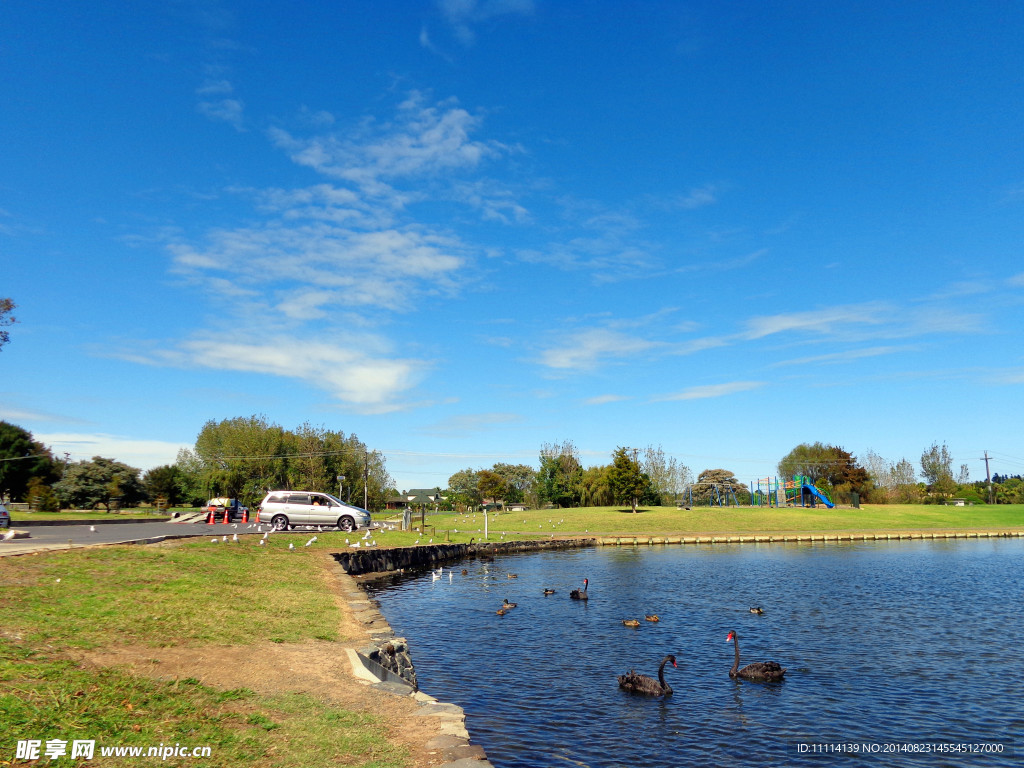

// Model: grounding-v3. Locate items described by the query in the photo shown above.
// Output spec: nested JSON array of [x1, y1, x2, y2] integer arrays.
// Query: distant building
[[386, 488, 445, 510]]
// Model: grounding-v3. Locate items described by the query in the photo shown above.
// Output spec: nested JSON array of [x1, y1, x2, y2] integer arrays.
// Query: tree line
[[1, 417, 1020, 512]]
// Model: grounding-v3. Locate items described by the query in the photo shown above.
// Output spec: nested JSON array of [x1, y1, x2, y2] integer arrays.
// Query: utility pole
[[981, 451, 993, 504], [363, 449, 369, 510]]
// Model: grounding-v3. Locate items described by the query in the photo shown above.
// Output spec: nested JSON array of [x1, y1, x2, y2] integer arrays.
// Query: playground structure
[[680, 483, 742, 508], [752, 475, 834, 508]]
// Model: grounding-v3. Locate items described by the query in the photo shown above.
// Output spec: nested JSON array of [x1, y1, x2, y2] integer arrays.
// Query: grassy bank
[[0, 542, 409, 768], [373, 503, 1024, 546]]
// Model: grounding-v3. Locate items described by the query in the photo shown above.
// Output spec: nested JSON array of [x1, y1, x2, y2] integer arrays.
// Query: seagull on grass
[[305, 536, 317, 547], [288, 542, 295, 550]]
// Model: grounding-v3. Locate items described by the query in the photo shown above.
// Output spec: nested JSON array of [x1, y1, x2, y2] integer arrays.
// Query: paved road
[[0, 518, 268, 557]]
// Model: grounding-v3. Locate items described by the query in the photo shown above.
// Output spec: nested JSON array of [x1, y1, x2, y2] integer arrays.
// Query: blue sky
[[3, 1, 1024, 491]]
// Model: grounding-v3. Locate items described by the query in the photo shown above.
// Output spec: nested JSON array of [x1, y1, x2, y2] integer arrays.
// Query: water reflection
[[366, 539, 1022, 768]]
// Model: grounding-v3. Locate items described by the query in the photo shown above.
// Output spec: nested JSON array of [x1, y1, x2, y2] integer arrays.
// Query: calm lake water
[[365, 539, 1022, 767]]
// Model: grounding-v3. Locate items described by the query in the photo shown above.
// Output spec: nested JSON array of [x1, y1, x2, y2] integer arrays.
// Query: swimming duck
[[622, 619, 641, 628], [645, 614, 660, 622], [749, 606, 764, 615], [502, 599, 518, 610], [543, 588, 556, 595]]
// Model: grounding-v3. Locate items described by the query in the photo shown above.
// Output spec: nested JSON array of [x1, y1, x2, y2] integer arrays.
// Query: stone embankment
[[331, 537, 595, 576]]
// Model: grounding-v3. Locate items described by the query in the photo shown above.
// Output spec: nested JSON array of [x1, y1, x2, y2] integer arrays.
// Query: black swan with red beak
[[618, 654, 677, 696], [726, 630, 786, 682], [569, 578, 589, 600]]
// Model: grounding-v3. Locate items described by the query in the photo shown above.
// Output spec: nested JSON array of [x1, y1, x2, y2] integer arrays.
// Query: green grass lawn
[[0, 541, 408, 768], [375, 503, 1024, 546]]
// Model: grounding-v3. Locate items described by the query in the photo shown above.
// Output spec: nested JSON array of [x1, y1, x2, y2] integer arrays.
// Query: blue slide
[[802, 484, 835, 508]]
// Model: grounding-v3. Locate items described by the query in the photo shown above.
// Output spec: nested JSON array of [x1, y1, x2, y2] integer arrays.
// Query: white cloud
[[584, 394, 631, 405], [772, 346, 908, 367], [653, 381, 765, 401], [740, 304, 890, 340], [269, 94, 503, 194], [169, 335, 427, 412], [35, 433, 191, 470], [538, 328, 662, 371]]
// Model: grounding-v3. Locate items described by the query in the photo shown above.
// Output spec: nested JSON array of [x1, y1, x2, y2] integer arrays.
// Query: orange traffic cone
[[241, 508, 249, 523], [206, 509, 215, 525], [222, 508, 230, 524]]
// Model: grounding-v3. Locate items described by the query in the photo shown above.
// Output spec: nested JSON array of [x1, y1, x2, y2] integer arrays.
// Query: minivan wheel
[[338, 516, 355, 532], [272, 515, 289, 532]]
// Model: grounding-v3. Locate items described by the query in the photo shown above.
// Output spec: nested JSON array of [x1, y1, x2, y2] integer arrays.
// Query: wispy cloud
[[420, 412, 524, 437], [437, 0, 534, 46], [538, 328, 663, 371], [134, 334, 427, 413], [772, 346, 909, 367], [196, 78, 245, 130], [35, 433, 191, 469], [653, 381, 766, 401], [584, 394, 631, 405], [268, 92, 506, 197]]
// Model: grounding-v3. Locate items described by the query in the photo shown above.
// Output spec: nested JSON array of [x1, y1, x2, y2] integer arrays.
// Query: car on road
[[257, 491, 371, 532], [206, 497, 249, 522], [0, 502, 9, 529]]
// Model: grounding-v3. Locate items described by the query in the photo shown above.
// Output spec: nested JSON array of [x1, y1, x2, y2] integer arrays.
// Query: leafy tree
[[920, 441, 956, 499], [53, 456, 143, 511], [0, 298, 15, 350], [892, 460, 921, 503], [195, 415, 288, 505], [579, 465, 613, 507], [26, 476, 60, 512], [188, 416, 392, 510], [142, 464, 183, 507], [477, 469, 506, 505], [491, 463, 536, 504], [536, 440, 583, 507], [642, 445, 691, 505], [0, 421, 59, 502], [173, 448, 207, 506], [608, 447, 644, 512], [447, 468, 481, 509]]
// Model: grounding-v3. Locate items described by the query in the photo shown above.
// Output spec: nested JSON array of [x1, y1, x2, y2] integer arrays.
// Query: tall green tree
[[477, 469, 506, 505], [0, 298, 16, 350], [0, 421, 58, 502], [920, 441, 956, 499], [536, 440, 582, 508], [491, 463, 536, 504], [579, 465, 613, 507], [447, 468, 482, 509], [53, 456, 143, 511], [142, 464, 183, 507], [608, 447, 644, 512]]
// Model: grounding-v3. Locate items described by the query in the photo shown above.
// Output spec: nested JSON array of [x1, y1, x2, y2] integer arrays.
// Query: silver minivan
[[257, 491, 371, 532]]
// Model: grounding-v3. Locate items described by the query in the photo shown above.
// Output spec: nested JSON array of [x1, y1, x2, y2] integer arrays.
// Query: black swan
[[569, 578, 589, 600], [618, 654, 677, 696], [726, 630, 786, 682]]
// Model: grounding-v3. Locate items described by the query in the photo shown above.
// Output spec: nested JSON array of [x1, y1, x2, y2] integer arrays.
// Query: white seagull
[[305, 536, 317, 547]]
